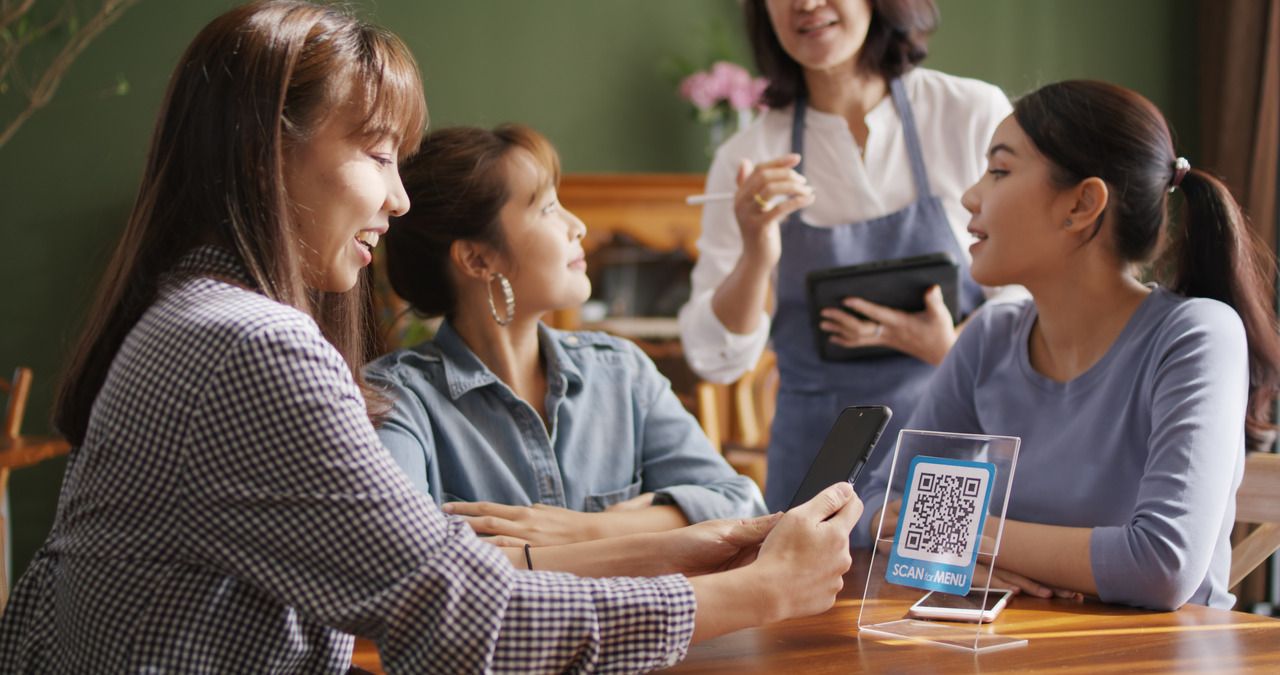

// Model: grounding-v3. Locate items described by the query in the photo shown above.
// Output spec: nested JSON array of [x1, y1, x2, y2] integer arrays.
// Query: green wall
[[0, 0, 1194, 578]]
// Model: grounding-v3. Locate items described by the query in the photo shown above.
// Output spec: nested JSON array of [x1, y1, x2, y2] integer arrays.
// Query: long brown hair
[[1014, 80, 1280, 450], [55, 1, 426, 444], [385, 124, 561, 320], [744, 0, 939, 109]]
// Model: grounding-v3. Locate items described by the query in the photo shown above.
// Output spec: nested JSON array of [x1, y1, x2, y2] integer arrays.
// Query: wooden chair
[[0, 367, 33, 609], [695, 350, 778, 491], [1230, 451, 1280, 590], [0, 368, 70, 611]]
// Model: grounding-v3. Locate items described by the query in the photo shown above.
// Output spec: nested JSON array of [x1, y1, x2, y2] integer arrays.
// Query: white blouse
[[678, 67, 1014, 383]]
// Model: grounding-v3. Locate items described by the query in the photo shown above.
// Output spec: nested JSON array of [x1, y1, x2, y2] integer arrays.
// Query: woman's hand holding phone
[[749, 481, 863, 622], [688, 482, 860, 642], [658, 512, 784, 576]]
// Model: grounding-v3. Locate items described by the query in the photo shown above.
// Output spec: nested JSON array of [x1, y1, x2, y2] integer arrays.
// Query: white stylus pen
[[684, 192, 735, 205], [685, 192, 799, 208]]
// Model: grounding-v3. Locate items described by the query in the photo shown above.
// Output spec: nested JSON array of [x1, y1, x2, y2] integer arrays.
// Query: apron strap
[[889, 77, 933, 199]]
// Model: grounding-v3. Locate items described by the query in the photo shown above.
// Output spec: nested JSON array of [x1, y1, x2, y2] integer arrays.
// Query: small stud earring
[[1064, 218, 1073, 227]]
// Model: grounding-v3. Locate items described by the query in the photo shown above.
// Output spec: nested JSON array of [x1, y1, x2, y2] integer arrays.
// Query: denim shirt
[[365, 321, 765, 523]]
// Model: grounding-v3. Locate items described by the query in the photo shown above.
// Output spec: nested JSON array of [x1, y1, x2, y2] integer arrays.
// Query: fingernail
[[441, 503, 455, 513], [836, 481, 853, 496]]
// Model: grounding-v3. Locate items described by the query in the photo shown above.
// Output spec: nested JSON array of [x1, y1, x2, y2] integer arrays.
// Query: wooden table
[[352, 549, 1280, 673], [672, 553, 1280, 674]]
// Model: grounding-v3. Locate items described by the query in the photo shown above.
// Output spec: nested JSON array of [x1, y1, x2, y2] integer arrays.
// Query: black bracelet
[[523, 543, 534, 571]]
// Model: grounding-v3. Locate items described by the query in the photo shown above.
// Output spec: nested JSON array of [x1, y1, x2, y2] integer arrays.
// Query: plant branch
[[0, 0, 37, 34], [0, 0, 139, 148]]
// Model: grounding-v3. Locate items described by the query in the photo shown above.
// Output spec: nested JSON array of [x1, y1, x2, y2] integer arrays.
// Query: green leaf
[[0, 28, 12, 45], [113, 74, 129, 96], [16, 17, 29, 39], [68, 13, 80, 36], [0, 80, 8, 95]]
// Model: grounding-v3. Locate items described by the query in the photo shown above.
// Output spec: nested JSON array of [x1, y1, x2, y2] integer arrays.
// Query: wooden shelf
[[552, 173, 706, 330]]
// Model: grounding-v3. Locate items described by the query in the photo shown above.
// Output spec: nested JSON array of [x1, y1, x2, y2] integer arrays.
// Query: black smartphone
[[787, 405, 892, 510]]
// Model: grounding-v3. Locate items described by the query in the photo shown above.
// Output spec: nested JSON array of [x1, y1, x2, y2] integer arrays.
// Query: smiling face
[[765, 0, 873, 74], [284, 107, 410, 293], [961, 116, 1082, 288], [489, 148, 591, 316]]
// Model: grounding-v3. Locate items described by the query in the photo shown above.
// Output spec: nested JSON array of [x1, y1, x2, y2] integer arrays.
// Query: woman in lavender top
[[857, 80, 1280, 610]]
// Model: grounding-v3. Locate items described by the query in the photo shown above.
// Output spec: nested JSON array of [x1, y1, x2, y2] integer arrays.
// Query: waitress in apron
[[678, 0, 1014, 511]]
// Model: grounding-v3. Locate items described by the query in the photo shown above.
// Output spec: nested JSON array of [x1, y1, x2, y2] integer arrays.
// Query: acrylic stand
[[856, 429, 1027, 653]]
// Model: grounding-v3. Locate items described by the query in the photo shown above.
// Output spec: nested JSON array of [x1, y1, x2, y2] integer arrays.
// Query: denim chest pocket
[[582, 479, 643, 513]]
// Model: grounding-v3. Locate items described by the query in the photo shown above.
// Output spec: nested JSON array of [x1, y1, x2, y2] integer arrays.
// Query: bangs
[[349, 26, 427, 160], [497, 124, 561, 195]]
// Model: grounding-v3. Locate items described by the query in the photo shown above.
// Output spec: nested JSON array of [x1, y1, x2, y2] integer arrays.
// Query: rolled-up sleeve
[[678, 151, 771, 385], [1089, 305, 1247, 610], [626, 343, 767, 523], [184, 321, 696, 672]]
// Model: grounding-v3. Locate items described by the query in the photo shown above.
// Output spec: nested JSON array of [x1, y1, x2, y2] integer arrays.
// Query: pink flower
[[710, 61, 750, 95], [680, 61, 769, 113], [679, 71, 720, 111], [730, 76, 769, 111]]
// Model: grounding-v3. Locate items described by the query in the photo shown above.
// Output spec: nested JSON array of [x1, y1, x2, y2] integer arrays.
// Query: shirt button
[[565, 336, 579, 345]]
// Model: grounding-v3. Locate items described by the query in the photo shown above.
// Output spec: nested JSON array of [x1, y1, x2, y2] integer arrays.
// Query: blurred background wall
[[0, 0, 1196, 577]]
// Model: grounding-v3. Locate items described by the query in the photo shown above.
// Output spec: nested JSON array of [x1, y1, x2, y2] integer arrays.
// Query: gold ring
[[753, 193, 770, 210]]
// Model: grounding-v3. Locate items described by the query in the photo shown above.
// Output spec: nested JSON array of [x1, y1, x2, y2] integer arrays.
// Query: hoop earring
[[487, 273, 515, 326]]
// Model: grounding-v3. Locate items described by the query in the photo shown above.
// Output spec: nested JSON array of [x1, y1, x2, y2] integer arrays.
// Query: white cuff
[[678, 297, 770, 384]]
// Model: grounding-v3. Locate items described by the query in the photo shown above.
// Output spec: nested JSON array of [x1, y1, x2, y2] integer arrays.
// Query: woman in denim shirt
[[365, 125, 766, 546]]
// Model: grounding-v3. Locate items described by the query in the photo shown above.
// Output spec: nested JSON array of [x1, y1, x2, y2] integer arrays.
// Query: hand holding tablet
[[807, 253, 961, 361]]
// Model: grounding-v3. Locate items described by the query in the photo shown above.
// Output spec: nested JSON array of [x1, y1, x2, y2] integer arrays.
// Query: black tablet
[[805, 252, 960, 361]]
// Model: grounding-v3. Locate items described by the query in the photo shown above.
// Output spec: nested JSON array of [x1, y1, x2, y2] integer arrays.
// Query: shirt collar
[[434, 320, 584, 400], [433, 320, 500, 399], [538, 324, 584, 397], [167, 245, 257, 289]]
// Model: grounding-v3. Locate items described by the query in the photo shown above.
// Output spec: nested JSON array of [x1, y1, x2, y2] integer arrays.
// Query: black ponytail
[[1016, 80, 1280, 450], [1169, 169, 1280, 449]]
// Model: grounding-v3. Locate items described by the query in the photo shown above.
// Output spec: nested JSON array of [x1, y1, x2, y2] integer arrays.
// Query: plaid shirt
[[0, 247, 695, 673]]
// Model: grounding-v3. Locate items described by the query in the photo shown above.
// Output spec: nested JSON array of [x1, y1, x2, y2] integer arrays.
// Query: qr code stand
[[857, 429, 1026, 653]]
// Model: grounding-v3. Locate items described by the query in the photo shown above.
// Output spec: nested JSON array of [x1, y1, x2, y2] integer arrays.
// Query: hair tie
[[1169, 157, 1191, 193]]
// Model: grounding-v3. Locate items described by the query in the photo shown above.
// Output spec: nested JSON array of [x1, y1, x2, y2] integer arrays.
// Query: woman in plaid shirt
[[0, 2, 861, 672]]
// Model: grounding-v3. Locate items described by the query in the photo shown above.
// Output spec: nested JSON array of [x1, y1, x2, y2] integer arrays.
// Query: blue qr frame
[[885, 455, 996, 595]]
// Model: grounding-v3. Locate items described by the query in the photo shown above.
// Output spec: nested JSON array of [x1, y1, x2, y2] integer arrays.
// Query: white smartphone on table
[[908, 587, 1013, 623]]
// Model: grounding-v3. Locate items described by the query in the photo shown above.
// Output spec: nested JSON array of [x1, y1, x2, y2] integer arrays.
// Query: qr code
[[895, 460, 990, 567]]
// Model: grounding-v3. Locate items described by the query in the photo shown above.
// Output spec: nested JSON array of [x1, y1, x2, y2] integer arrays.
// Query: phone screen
[[787, 406, 891, 509], [919, 588, 1007, 611]]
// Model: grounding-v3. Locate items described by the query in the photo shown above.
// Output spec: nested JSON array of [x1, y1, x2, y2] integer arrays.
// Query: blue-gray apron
[[764, 77, 985, 511]]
